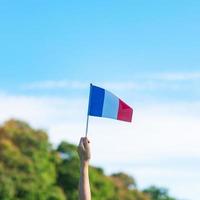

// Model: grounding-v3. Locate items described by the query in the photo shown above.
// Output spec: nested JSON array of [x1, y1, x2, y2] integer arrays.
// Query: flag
[[88, 84, 133, 122]]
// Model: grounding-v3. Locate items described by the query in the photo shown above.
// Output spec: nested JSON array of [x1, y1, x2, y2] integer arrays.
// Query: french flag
[[88, 84, 133, 122]]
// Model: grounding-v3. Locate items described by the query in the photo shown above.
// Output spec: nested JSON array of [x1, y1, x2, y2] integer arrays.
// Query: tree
[[111, 172, 137, 189], [0, 119, 65, 200], [56, 141, 79, 200], [0, 119, 178, 200], [110, 172, 149, 200], [56, 141, 117, 200], [56, 142, 147, 200], [143, 186, 176, 200]]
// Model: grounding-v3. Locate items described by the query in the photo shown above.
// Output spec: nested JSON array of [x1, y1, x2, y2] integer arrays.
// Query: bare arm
[[78, 137, 91, 200]]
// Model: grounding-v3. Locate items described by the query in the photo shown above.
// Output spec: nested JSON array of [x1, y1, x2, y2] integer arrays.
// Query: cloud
[[0, 92, 199, 200], [22, 80, 88, 90], [22, 80, 162, 91], [22, 80, 141, 91], [21, 72, 200, 94], [151, 72, 200, 81], [0, 93, 87, 142], [0, 93, 199, 156], [20, 80, 181, 93]]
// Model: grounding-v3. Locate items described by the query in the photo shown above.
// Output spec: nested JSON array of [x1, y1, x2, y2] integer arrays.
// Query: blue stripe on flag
[[102, 90, 119, 119], [88, 85, 105, 117]]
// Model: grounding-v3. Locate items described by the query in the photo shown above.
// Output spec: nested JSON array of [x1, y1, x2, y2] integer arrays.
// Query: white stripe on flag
[[102, 90, 119, 119]]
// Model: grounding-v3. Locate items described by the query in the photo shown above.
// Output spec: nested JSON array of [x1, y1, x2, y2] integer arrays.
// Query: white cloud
[[20, 80, 183, 93], [22, 80, 88, 90], [0, 93, 200, 157], [0, 93, 87, 143], [151, 72, 200, 81], [0, 93, 199, 200], [21, 72, 200, 93], [0, 93, 199, 157], [22, 80, 141, 91]]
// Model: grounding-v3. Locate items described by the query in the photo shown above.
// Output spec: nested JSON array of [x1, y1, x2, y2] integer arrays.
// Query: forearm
[[79, 161, 91, 200]]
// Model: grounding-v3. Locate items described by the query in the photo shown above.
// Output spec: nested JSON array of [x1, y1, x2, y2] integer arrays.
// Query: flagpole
[[85, 83, 92, 138], [85, 114, 89, 137]]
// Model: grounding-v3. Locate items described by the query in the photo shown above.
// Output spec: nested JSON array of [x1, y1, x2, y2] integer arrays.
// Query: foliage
[[0, 119, 65, 200], [0, 119, 177, 200], [143, 186, 176, 200], [56, 141, 79, 200], [111, 172, 137, 189]]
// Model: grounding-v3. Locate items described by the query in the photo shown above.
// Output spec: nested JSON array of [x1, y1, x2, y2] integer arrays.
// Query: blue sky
[[1, 1, 200, 86], [0, 1, 200, 200]]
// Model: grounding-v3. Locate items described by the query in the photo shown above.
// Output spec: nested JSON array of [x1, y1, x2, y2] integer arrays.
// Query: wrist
[[80, 159, 90, 167], [80, 160, 89, 176]]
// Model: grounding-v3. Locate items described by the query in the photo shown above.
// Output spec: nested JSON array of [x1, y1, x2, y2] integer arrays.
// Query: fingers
[[83, 137, 90, 149], [79, 137, 85, 151], [78, 137, 91, 161], [79, 137, 90, 151], [80, 137, 90, 144], [79, 137, 90, 148], [86, 137, 90, 143]]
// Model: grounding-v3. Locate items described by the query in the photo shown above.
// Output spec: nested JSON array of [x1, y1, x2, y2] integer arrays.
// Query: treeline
[[0, 119, 176, 200]]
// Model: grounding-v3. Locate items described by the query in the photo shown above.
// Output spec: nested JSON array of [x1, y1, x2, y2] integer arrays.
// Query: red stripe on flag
[[117, 99, 133, 122]]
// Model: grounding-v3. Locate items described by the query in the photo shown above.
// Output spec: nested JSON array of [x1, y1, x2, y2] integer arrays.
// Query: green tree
[[56, 141, 149, 200], [56, 141, 79, 200], [0, 119, 178, 200], [143, 186, 176, 200], [110, 172, 149, 200], [0, 119, 65, 200], [111, 172, 137, 189]]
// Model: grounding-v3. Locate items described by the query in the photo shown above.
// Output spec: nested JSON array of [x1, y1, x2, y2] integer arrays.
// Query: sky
[[0, 1, 200, 199]]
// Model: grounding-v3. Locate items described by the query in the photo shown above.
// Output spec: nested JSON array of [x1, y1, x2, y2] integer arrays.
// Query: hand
[[78, 137, 91, 163]]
